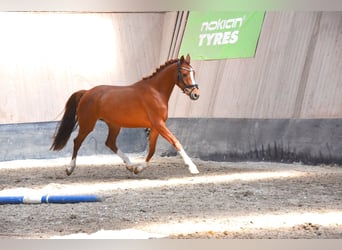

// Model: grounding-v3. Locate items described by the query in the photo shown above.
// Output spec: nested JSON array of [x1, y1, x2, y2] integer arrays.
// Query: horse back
[[77, 84, 158, 128]]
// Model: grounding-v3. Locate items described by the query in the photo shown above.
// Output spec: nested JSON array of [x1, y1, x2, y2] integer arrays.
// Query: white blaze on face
[[189, 69, 196, 85]]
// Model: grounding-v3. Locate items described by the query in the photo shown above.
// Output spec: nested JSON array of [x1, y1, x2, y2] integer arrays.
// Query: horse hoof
[[133, 165, 144, 175], [189, 167, 199, 175], [65, 168, 72, 176], [126, 166, 134, 172]]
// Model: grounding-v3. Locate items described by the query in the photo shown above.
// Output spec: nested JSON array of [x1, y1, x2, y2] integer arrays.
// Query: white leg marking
[[117, 149, 132, 165], [134, 162, 149, 175], [117, 149, 135, 172], [66, 158, 76, 175], [178, 147, 199, 174]]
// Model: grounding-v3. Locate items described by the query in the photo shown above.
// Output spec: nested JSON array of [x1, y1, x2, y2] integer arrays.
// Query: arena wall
[[0, 12, 168, 124], [1, 12, 341, 123], [0, 121, 147, 162], [0, 11, 341, 165], [160, 11, 342, 166], [168, 12, 342, 119]]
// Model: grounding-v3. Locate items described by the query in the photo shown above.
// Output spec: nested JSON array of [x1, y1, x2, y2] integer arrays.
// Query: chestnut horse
[[50, 54, 200, 176]]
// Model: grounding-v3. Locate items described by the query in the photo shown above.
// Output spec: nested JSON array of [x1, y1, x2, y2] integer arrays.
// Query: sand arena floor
[[0, 155, 341, 239]]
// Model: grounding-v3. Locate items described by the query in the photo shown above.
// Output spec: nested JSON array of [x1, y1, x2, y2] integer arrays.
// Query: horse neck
[[147, 62, 178, 102]]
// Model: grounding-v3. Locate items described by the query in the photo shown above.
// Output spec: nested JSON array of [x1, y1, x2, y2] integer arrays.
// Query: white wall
[[0, 12, 166, 123], [1, 12, 341, 124]]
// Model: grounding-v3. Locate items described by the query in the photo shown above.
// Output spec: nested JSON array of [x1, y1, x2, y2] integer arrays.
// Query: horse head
[[177, 54, 200, 100]]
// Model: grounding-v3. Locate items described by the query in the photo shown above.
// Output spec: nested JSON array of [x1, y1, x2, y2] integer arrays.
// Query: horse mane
[[142, 58, 179, 80]]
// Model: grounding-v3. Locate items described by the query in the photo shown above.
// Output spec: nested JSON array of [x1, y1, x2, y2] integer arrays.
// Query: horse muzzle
[[189, 87, 200, 100], [190, 91, 200, 100]]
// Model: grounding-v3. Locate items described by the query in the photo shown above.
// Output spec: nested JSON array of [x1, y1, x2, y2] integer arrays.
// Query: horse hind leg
[[66, 131, 88, 175], [66, 119, 97, 176]]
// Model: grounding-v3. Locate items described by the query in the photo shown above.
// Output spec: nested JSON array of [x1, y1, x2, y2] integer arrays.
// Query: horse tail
[[50, 90, 87, 151]]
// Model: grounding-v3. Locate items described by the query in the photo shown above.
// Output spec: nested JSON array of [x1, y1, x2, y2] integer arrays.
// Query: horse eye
[[182, 73, 187, 77]]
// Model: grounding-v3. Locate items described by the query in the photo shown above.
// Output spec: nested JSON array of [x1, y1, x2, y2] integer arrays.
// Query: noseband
[[177, 60, 199, 93]]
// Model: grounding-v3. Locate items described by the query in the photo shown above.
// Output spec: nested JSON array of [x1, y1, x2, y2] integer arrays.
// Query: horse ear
[[180, 55, 185, 62], [186, 54, 191, 63]]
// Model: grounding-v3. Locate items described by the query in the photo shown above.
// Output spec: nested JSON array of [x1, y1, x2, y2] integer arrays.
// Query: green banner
[[179, 11, 265, 60]]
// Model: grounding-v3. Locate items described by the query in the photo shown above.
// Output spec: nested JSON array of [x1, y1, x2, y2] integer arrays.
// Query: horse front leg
[[155, 122, 199, 174]]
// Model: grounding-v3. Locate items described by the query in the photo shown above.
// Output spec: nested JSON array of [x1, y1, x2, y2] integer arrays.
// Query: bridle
[[177, 60, 199, 94]]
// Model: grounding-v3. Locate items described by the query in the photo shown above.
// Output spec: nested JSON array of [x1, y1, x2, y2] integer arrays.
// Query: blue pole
[[0, 196, 24, 204], [41, 195, 102, 203], [0, 195, 102, 204]]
